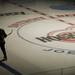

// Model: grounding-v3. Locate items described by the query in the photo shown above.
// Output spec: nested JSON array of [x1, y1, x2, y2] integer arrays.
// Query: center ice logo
[[13, 17, 75, 55], [36, 32, 75, 43]]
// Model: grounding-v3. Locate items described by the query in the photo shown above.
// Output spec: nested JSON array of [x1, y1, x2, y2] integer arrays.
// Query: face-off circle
[[15, 18, 75, 51]]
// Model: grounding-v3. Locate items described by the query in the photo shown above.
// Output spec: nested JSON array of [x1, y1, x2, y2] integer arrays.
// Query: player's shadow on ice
[[0, 62, 22, 75]]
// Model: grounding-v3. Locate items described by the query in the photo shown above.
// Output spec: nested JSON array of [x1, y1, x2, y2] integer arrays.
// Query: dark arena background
[[0, 0, 75, 75]]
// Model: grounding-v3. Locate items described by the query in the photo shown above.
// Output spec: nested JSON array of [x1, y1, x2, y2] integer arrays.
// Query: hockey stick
[[7, 29, 13, 36]]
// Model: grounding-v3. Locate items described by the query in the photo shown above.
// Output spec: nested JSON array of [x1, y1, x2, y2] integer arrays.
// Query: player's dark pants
[[0, 43, 7, 59]]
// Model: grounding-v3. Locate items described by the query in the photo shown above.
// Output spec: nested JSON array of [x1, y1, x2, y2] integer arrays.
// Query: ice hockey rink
[[1, 0, 75, 75]]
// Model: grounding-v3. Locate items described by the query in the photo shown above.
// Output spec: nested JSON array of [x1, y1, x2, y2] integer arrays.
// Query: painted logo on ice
[[36, 32, 75, 43]]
